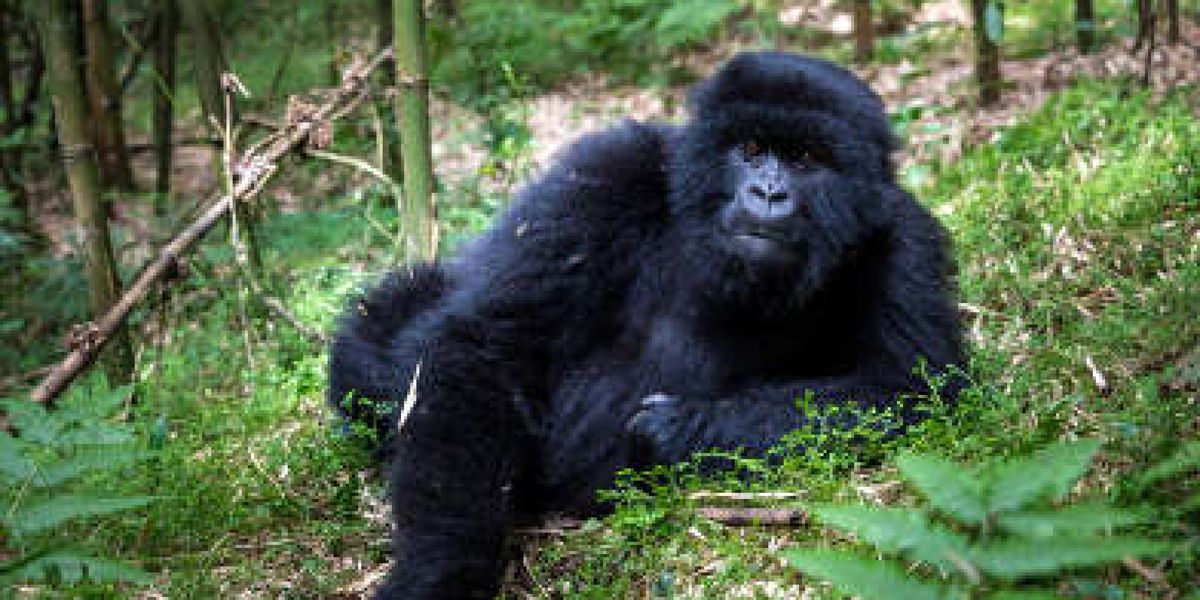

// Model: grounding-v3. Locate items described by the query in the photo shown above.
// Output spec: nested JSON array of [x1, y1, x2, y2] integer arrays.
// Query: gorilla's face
[[670, 121, 891, 315], [714, 136, 885, 271], [718, 140, 827, 265], [667, 52, 898, 312]]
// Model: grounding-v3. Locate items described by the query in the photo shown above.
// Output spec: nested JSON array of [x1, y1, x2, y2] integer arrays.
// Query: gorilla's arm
[[378, 121, 670, 598], [632, 189, 962, 465]]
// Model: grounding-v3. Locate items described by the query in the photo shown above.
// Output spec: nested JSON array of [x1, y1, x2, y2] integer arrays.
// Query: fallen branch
[[31, 47, 394, 406], [516, 505, 809, 535], [263, 296, 329, 345], [694, 507, 808, 527]]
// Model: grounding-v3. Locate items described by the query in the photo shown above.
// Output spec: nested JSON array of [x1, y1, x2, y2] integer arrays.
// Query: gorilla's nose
[[740, 185, 798, 223]]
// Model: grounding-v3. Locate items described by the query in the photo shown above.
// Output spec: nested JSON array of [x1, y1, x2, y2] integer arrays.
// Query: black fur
[[328, 51, 963, 599]]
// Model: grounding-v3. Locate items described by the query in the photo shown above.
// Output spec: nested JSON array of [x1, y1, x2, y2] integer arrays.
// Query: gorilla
[[328, 51, 963, 599]]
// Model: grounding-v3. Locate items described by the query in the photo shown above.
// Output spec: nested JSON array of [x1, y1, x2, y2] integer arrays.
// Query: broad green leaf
[[57, 380, 131, 422], [785, 549, 946, 600], [5, 495, 155, 536], [987, 440, 1100, 514], [984, 1, 1005, 44], [0, 400, 59, 444], [56, 423, 136, 446], [0, 436, 36, 484], [0, 549, 152, 585], [970, 537, 1170, 580], [1139, 441, 1200, 487], [896, 453, 987, 524], [996, 503, 1149, 538], [32, 449, 150, 488], [812, 505, 969, 570]]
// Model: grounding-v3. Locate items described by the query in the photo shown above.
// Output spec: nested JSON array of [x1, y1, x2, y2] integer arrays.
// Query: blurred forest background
[[0, 0, 1198, 597]]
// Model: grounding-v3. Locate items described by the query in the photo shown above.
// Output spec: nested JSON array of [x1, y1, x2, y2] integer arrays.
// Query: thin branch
[[31, 47, 395, 405], [263, 296, 328, 344], [308, 148, 401, 192], [515, 506, 809, 534]]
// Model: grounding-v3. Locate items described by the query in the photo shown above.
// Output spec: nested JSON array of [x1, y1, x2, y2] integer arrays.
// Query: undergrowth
[[2, 65, 1196, 600], [515, 79, 1200, 597]]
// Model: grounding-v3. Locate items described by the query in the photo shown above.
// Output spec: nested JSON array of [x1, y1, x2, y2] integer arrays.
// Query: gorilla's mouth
[[728, 229, 799, 262]]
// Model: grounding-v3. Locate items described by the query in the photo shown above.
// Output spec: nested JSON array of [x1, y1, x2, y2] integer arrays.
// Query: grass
[[3, 5, 1198, 596], [508, 79, 1200, 597]]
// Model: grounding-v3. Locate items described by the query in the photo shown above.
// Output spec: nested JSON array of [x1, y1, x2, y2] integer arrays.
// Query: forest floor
[[6, 7, 1200, 600]]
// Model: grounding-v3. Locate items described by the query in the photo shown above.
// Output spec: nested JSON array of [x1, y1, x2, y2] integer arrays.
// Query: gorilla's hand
[[628, 393, 707, 465]]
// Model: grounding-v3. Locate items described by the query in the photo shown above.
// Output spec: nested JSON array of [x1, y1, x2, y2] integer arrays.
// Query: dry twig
[[30, 47, 394, 405]]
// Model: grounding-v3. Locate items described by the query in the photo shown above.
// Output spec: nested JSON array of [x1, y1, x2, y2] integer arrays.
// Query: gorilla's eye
[[788, 147, 831, 167], [741, 141, 764, 158], [807, 147, 832, 164]]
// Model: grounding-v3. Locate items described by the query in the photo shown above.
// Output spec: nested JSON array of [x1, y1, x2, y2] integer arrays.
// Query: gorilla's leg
[[328, 264, 449, 448]]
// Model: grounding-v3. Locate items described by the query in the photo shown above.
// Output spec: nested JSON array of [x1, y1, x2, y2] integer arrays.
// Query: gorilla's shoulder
[[545, 119, 673, 195]]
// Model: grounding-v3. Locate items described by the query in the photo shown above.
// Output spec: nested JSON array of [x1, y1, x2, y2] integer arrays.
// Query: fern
[[985, 440, 1100, 514], [896, 452, 987, 524], [995, 503, 1149, 537], [785, 550, 947, 600], [787, 440, 1170, 599], [808, 505, 969, 572], [1139, 441, 1200, 489], [0, 378, 157, 587]]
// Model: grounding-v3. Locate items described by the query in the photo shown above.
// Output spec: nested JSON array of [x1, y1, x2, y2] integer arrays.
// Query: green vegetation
[[789, 440, 1168, 598], [1, 380, 156, 587], [431, 0, 745, 103], [1, 1, 1197, 597], [514, 78, 1200, 597]]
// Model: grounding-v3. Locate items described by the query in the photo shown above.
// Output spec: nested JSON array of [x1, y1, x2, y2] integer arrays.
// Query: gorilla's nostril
[[767, 191, 788, 203]]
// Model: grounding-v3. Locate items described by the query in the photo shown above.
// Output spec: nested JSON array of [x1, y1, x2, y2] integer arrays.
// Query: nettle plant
[[0, 379, 156, 587], [788, 440, 1168, 599]]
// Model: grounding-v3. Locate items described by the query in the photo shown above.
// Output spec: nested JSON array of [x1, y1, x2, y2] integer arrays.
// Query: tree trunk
[[326, 1, 340, 85], [1165, 0, 1179, 44], [0, 2, 23, 220], [15, 13, 45, 133], [153, 0, 177, 212], [0, 6, 14, 129], [374, 0, 404, 194], [1134, 0, 1153, 50], [971, 0, 1002, 106], [178, 0, 233, 125], [40, 0, 133, 383], [376, 0, 394, 86], [393, 0, 436, 260], [81, 0, 135, 192], [852, 0, 873, 64], [1076, 0, 1096, 53]]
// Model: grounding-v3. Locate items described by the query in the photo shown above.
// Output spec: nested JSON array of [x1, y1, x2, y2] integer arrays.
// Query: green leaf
[[969, 537, 1170, 580], [57, 423, 136, 446], [1139, 441, 1200, 487], [984, 1, 1005, 44], [32, 449, 151, 488], [654, 0, 737, 47], [811, 505, 969, 571], [0, 549, 152, 585], [0, 400, 59, 444], [996, 503, 1150, 538], [986, 440, 1100, 514], [0, 436, 36, 484], [5, 495, 156, 536], [896, 453, 987, 524], [785, 549, 946, 600]]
